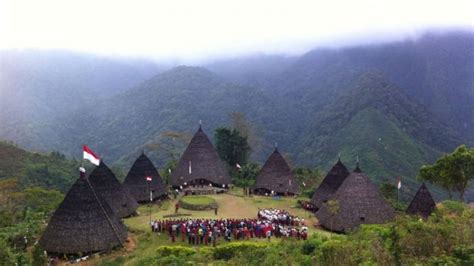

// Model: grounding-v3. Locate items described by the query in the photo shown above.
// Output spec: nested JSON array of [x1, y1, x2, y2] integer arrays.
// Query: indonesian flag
[[83, 145, 100, 166], [188, 161, 192, 174], [236, 163, 242, 169], [146, 176, 152, 182], [397, 177, 402, 190]]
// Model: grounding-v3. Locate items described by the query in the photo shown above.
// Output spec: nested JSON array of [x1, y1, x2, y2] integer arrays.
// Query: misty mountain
[[268, 31, 474, 138], [53, 66, 279, 166], [206, 54, 297, 89], [0, 50, 169, 150], [0, 31, 472, 197]]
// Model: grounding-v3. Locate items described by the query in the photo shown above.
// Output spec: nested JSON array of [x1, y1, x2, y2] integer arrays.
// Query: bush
[[156, 246, 196, 257], [316, 239, 358, 266], [213, 242, 269, 260]]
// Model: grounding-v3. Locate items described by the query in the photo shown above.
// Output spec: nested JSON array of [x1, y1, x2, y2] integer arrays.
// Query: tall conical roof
[[39, 177, 127, 254], [311, 159, 350, 209], [316, 167, 395, 232], [88, 162, 138, 218], [123, 153, 167, 202], [171, 126, 231, 187], [406, 183, 436, 218], [253, 148, 300, 195]]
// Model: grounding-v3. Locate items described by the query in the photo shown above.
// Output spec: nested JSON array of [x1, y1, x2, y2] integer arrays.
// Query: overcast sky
[[1, 0, 473, 62]]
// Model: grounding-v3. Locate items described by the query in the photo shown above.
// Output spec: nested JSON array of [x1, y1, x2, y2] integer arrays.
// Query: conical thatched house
[[123, 153, 167, 203], [406, 183, 436, 218], [88, 162, 138, 218], [253, 148, 300, 196], [171, 126, 231, 188], [39, 177, 127, 255], [311, 159, 350, 210], [316, 165, 395, 232]]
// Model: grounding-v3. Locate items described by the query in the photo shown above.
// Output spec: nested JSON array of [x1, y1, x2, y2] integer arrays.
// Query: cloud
[[0, 0, 473, 61]]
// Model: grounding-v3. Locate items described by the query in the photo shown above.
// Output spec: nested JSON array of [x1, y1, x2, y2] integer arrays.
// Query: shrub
[[156, 246, 196, 257], [316, 239, 357, 266], [213, 242, 269, 260]]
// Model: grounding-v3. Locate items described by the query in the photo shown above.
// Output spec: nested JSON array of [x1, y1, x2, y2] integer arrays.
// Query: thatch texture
[[171, 126, 231, 187], [316, 168, 395, 232], [123, 153, 167, 203], [39, 177, 127, 254], [253, 148, 300, 195], [311, 159, 350, 209], [88, 162, 138, 218], [406, 183, 436, 218]]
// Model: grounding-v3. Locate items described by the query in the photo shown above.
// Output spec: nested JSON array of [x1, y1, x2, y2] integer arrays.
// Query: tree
[[229, 112, 261, 154], [294, 167, 323, 198], [380, 182, 397, 202], [214, 127, 251, 167], [232, 163, 260, 188], [419, 145, 474, 201]]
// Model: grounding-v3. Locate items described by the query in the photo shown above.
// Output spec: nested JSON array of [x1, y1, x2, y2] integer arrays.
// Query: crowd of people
[[257, 208, 304, 226], [151, 211, 308, 246]]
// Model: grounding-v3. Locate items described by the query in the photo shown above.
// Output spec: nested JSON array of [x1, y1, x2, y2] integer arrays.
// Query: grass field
[[86, 190, 332, 265]]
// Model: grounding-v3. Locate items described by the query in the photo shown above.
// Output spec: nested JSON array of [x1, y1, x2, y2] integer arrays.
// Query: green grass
[[91, 193, 333, 265], [180, 195, 216, 206]]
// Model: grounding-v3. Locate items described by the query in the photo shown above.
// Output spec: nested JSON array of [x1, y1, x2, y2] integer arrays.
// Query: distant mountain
[[0, 31, 472, 199], [294, 72, 463, 177], [0, 50, 170, 151], [206, 54, 297, 88], [270, 31, 474, 139], [53, 66, 278, 167]]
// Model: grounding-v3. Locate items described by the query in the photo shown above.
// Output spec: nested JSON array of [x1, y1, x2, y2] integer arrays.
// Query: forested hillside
[[0, 141, 78, 192], [0, 31, 472, 195]]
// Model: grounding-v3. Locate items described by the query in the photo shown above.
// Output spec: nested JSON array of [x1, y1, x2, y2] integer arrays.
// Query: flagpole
[[148, 180, 151, 225]]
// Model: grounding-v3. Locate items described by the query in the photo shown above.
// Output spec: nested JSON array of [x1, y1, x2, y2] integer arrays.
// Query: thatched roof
[[253, 148, 300, 195], [170, 126, 231, 187], [316, 167, 395, 232], [123, 153, 167, 203], [88, 162, 138, 218], [39, 177, 127, 254], [311, 159, 350, 209], [406, 183, 436, 218]]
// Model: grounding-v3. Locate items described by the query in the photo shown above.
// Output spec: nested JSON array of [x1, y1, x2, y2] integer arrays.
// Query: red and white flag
[[83, 145, 100, 166], [397, 177, 402, 190], [146, 176, 152, 182]]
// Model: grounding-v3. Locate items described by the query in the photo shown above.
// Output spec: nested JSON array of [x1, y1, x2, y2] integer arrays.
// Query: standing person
[[212, 227, 219, 247], [198, 227, 203, 245], [214, 206, 218, 216], [171, 223, 177, 243], [175, 202, 180, 213], [181, 223, 187, 242]]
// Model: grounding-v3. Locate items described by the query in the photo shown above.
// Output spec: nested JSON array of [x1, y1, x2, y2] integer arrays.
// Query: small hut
[[39, 177, 127, 255], [123, 153, 167, 203], [311, 159, 350, 210], [316, 165, 395, 232], [253, 147, 300, 196], [171, 125, 231, 190], [406, 183, 436, 218], [88, 162, 138, 218]]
